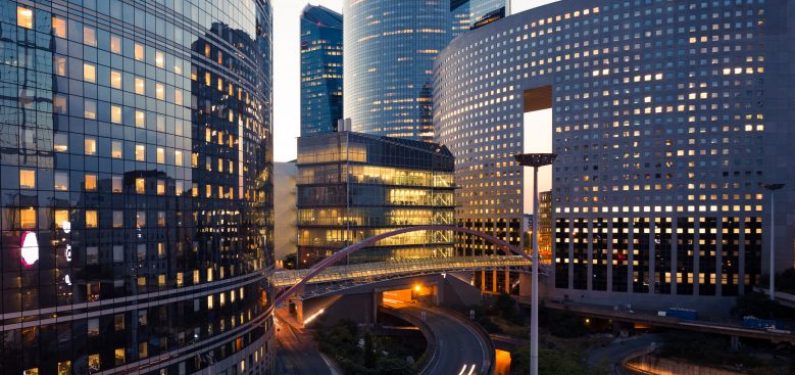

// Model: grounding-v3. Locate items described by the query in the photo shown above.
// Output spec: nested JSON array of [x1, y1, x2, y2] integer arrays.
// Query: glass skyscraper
[[0, 1, 274, 374], [300, 5, 343, 136], [451, 0, 508, 38], [296, 132, 455, 267], [343, 0, 450, 142]]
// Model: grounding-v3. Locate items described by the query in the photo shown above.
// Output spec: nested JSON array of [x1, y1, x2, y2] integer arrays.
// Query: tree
[[282, 253, 297, 270]]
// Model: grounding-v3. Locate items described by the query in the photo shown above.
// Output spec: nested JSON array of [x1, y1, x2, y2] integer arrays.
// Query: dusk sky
[[272, 0, 559, 161]]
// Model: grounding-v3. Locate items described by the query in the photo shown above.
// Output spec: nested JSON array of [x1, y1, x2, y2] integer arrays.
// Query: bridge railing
[[270, 255, 531, 287]]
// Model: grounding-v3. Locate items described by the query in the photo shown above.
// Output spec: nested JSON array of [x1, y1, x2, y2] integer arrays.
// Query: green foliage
[[495, 293, 523, 324], [541, 308, 588, 338], [314, 320, 417, 375], [510, 346, 604, 375]]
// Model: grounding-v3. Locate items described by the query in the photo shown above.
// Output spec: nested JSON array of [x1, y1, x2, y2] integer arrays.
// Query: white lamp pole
[[515, 153, 556, 375], [761, 183, 784, 301]]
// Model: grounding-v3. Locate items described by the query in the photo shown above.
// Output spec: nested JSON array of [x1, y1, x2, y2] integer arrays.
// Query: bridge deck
[[270, 256, 531, 287]]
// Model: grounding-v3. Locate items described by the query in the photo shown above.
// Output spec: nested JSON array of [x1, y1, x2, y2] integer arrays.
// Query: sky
[[271, 0, 559, 161]]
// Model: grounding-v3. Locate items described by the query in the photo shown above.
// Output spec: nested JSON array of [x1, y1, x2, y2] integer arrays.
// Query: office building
[[434, 0, 795, 313], [451, 0, 509, 37], [0, 1, 274, 373], [301, 5, 343, 136], [274, 161, 298, 261], [343, 0, 450, 142], [296, 131, 455, 267]]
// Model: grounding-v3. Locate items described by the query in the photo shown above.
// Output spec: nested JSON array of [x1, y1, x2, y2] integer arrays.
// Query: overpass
[[270, 255, 531, 287]]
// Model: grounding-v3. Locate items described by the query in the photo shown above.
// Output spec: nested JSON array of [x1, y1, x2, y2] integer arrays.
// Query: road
[[274, 313, 337, 375], [586, 334, 660, 373], [400, 305, 492, 375]]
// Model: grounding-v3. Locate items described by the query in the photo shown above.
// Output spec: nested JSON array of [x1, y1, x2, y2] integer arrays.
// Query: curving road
[[401, 305, 492, 375], [274, 312, 338, 375]]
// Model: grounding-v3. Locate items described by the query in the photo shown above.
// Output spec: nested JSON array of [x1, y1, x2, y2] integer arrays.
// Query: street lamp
[[761, 183, 785, 301], [514, 153, 557, 375]]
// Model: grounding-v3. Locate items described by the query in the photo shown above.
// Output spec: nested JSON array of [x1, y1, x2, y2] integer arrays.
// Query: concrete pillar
[[519, 273, 532, 297], [492, 269, 498, 293], [505, 268, 511, 294], [481, 270, 487, 293], [730, 336, 741, 352]]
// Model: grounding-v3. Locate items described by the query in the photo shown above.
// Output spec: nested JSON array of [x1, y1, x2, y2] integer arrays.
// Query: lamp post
[[760, 183, 785, 301], [514, 153, 557, 375]]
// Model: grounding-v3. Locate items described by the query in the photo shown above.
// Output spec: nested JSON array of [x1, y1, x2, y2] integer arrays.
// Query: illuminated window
[[17, 6, 33, 29], [83, 26, 97, 46], [174, 89, 183, 105], [134, 43, 144, 61], [175, 181, 184, 196], [135, 111, 145, 127], [110, 70, 122, 89], [136, 211, 146, 227], [85, 174, 97, 191], [157, 211, 166, 226], [19, 169, 36, 189], [135, 178, 145, 194], [156, 180, 165, 195], [52, 56, 66, 76], [52, 16, 66, 38], [114, 348, 125, 365], [112, 176, 123, 193], [155, 83, 165, 100], [110, 35, 122, 54], [54, 56, 66, 76], [155, 51, 165, 68], [134, 77, 145, 94], [114, 314, 125, 330], [20, 208, 36, 229], [53, 95, 67, 113], [88, 354, 100, 372], [84, 138, 96, 155], [176, 272, 184, 287], [135, 144, 145, 161], [84, 100, 97, 119], [54, 172, 69, 191], [23, 368, 38, 375], [86, 210, 98, 228], [57, 361, 72, 375], [54, 210, 69, 229], [83, 63, 96, 83], [207, 295, 214, 309], [111, 105, 122, 124], [111, 141, 122, 158], [156, 147, 165, 164]]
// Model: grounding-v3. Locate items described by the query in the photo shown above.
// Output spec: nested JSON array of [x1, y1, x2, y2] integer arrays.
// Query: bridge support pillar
[[730, 335, 741, 352], [492, 269, 498, 293], [505, 268, 511, 294], [481, 270, 487, 293], [519, 273, 532, 297]]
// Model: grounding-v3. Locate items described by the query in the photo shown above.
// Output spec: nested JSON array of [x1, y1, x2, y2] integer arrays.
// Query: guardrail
[[271, 255, 531, 287], [379, 307, 438, 374]]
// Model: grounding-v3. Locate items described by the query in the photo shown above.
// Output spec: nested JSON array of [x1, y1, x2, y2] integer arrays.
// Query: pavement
[[273, 311, 339, 375], [400, 305, 492, 375]]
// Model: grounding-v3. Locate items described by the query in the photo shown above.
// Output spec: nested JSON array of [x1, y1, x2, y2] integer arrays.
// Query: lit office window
[[20, 208, 36, 229], [110, 70, 122, 89], [84, 100, 97, 119], [112, 176, 123, 193], [52, 16, 67, 38], [83, 26, 97, 46], [156, 147, 165, 164], [19, 169, 36, 189], [134, 77, 145, 94], [155, 83, 165, 100], [111, 105, 122, 124], [54, 56, 66, 76], [84, 138, 97, 155], [135, 178, 145, 194], [110, 35, 122, 54], [135, 144, 145, 161], [111, 141, 122, 158], [17, 6, 33, 29], [135, 111, 145, 127], [84, 63, 96, 83], [54, 134, 68, 152], [155, 51, 165, 68], [85, 174, 97, 191], [134, 43, 144, 60]]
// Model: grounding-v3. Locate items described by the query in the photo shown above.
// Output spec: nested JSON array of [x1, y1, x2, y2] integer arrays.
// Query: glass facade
[[435, 0, 795, 311], [296, 132, 455, 267], [343, 0, 450, 142], [300, 5, 343, 136], [451, 0, 507, 38], [0, 0, 274, 374]]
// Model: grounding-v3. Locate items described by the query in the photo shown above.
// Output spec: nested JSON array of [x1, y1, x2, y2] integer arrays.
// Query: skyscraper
[[435, 0, 795, 314], [0, 1, 274, 373], [451, 0, 509, 38], [343, 0, 450, 142], [301, 5, 343, 136]]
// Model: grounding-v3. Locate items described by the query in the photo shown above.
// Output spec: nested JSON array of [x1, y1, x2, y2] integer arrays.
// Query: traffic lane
[[274, 318, 333, 375], [402, 306, 489, 375]]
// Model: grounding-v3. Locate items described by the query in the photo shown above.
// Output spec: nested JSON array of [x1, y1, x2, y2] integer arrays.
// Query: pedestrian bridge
[[270, 255, 531, 287]]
